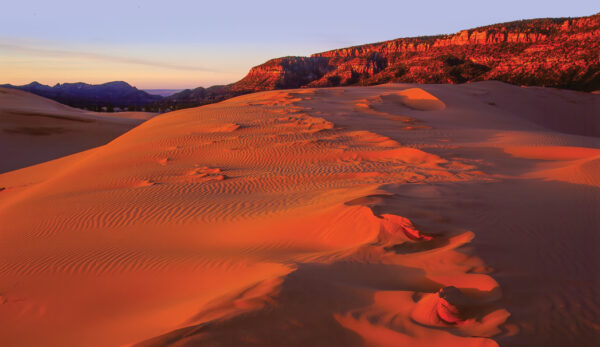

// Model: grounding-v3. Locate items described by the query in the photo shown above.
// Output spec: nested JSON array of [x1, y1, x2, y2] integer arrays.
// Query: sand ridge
[[0, 87, 156, 173]]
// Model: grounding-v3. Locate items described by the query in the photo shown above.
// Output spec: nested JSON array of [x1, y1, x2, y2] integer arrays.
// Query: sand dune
[[356, 88, 446, 112], [394, 88, 447, 111], [0, 87, 155, 173], [0, 82, 598, 346]]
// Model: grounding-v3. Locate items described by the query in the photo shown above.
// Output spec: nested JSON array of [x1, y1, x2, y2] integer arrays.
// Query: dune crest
[[355, 88, 445, 119], [395, 88, 447, 111]]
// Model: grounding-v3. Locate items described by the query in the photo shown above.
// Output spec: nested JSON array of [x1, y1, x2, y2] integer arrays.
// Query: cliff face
[[306, 14, 599, 90], [231, 57, 332, 92], [164, 13, 599, 109]]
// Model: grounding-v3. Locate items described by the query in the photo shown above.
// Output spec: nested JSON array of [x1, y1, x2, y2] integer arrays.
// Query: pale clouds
[[0, 42, 215, 72]]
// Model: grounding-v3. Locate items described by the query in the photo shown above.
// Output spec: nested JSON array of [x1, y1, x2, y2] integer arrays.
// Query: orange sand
[[0, 82, 598, 346], [0, 87, 155, 173]]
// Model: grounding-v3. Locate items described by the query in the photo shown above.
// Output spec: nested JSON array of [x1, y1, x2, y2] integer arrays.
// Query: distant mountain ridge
[[143, 89, 184, 97], [159, 12, 599, 109], [1, 81, 162, 110]]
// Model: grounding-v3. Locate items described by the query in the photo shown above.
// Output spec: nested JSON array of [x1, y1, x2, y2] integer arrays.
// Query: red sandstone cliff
[[231, 57, 331, 92], [162, 13, 599, 109], [305, 14, 599, 89]]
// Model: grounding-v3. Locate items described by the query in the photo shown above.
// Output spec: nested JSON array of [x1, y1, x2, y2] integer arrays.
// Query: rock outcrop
[[307, 14, 599, 89], [161, 13, 599, 109], [231, 56, 332, 92]]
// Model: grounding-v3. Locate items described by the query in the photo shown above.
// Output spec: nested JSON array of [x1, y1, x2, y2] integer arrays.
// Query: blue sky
[[1, 0, 597, 88]]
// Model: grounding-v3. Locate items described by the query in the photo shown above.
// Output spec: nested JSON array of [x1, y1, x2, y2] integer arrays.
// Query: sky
[[1, 0, 598, 89]]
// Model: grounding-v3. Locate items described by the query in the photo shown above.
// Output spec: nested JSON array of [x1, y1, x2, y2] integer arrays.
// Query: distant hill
[[156, 85, 234, 110], [161, 12, 599, 109], [143, 89, 184, 97], [1, 81, 162, 110]]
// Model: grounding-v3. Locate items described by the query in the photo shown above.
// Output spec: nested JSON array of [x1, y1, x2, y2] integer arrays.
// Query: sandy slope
[[0, 82, 598, 346], [0, 87, 156, 173]]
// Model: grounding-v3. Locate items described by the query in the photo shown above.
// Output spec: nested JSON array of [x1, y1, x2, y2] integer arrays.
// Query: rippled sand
[[0, 82, 598, 346]]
